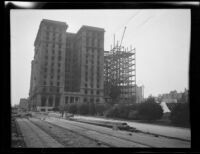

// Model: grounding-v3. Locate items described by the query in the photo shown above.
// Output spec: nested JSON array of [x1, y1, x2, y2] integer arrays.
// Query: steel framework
[[104, 43, 136, 102]]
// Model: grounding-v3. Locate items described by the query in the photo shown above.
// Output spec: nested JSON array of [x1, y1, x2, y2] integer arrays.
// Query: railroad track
[[30, 116, 148, 147], [42, 117, 156, 147], [16, 118, 64, 147], [29, 118, 112, 147], [24, 113, 190, 148]]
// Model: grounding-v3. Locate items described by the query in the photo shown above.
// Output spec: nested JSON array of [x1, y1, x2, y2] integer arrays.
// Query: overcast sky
[[11, 9, 190, 105]]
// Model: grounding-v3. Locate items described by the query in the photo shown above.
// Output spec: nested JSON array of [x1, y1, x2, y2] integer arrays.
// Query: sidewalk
[[73, 115, 191, 141]]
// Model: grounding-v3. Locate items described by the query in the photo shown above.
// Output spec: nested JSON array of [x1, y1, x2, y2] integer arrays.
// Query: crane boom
[[119, 26, 127, 49]]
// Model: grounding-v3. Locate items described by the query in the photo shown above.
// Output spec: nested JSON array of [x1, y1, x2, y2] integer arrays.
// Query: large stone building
[[29, 19, 105, 111]]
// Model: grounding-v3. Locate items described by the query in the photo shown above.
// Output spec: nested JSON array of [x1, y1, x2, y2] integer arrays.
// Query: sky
[[11, 9, 190, 106]]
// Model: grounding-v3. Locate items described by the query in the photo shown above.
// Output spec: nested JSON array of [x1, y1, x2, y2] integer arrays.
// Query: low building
[[19, 98, 29, 112], [136, 85, 144, 103], [157, 90, 188, 104]]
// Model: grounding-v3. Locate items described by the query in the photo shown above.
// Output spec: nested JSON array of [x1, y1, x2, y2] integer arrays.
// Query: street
[[14, 112, 191, 148]]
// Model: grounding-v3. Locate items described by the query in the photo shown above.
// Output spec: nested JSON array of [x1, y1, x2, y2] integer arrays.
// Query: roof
[[77, 25, 105, 35], [41, 19, 68, 28]]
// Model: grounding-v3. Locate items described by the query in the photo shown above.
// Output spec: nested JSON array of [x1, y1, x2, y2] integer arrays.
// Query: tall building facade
[[29, 19, 104, 111]]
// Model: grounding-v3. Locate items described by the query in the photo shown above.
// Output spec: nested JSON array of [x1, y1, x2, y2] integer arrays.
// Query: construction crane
[[119, 26, 127, 50]]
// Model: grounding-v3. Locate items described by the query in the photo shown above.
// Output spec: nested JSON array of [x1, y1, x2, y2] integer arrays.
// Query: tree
[[95, 103, 108, 116], [178, 93, 188, 104], [137, 97, 163, 121], [170, 103, 190, 127], [104, 104, 120, 118], [109, 85, 121, 104], [77, 102, 89, 115], [89, 102, 96, 115], [117, 104, 130, 119], [68, 103, 77, 114]]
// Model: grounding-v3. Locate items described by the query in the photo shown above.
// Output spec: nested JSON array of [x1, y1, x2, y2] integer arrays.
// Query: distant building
[[157, 89, 189, 104], [19, 98, 28, 111], [136, 85, 144, 103]]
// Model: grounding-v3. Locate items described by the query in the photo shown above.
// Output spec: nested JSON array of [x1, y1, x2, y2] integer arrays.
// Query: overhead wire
[[114, 10, 141, 34], [112, 10, 141, 42]]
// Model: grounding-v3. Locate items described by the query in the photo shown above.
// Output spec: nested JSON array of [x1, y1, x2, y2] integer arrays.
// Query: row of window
[[44, 42, 63, 50], [45, 25, 63, 32], [42, 87, 60, 93], [83, 97, 100, 103], [86, 31, 103, 39], [85, 64, 100, 70], [86, 38, 102, 48], [44, 61, 61, 67], [44, 55, 62, 61], [85, 83, 101, 88], [44, 67, 61, 74], [45, 30, 62, 38], [43, 81, 60, 86], [84, 89, 100, 95]]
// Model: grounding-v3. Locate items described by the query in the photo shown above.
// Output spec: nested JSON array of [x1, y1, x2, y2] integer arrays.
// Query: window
[[96, 98, 99, 102], [45, 61, 48, 66], [57, 75, 60, 80], [58, 50, 61, 56], [91, 90, 93, 94], [44, 68, 47, 72], [85, 84, 87, 87], [84, 98, 87, 102], [59, 45, 62, 50], [57, 82, 60, 86], [85, 90, 87, 94], [97, 84, 99, 88], [58, 56, 61, 61], [50, 81, 53, 86], [43, 87, 46, 92], [43, 81, 46, 85], [90, 98, 94, 103], [97, 90, 100, 95]]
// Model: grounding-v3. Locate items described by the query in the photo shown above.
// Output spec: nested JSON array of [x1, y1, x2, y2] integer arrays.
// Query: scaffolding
[[104, 43, 136, 102]]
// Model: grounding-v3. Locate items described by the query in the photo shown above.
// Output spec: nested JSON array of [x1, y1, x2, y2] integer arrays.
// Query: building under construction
[[104, 28, 136, 103]]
